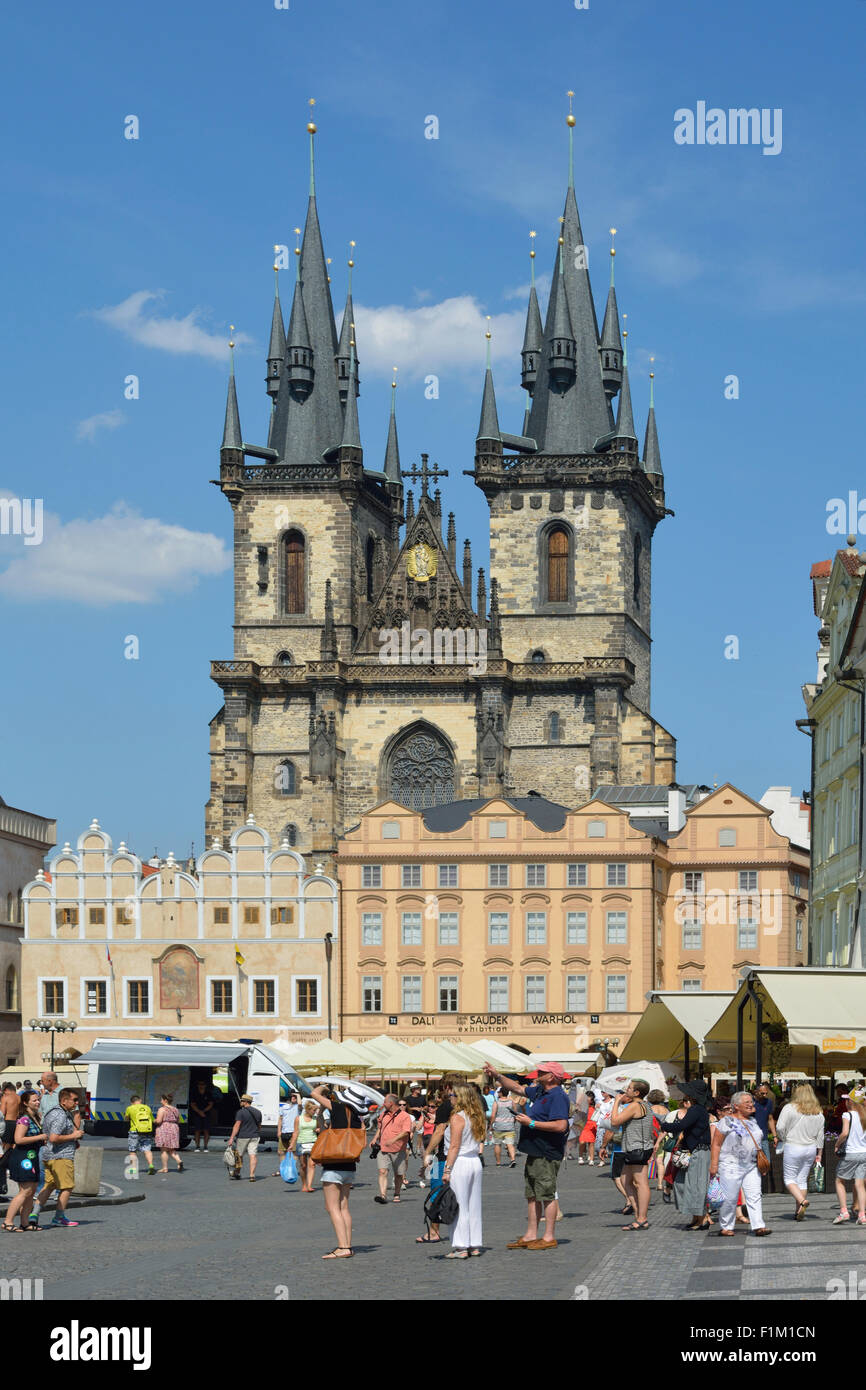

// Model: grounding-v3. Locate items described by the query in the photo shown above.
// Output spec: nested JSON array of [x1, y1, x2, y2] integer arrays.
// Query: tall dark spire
[[339, 328, 361, 451], [599, 229, 623, 401], [384, 371, 401, 481], [527, 104, 613, 454], [613, 322, 637, 448], [643, 366, 662, 476], [266, 263, 285, 401], [282, 229, 314, 402], [268, 108, 343, 465], [336, 242, 360, 405], [521, 231, 543, 395], [221, 333, 242, 451], [476, 321, 501, 445]]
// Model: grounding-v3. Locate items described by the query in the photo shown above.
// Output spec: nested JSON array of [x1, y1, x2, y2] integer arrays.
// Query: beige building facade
[[337, 788, 808, 1056], [21, 818, 338, 1068], [0, 796, 56, 1066]]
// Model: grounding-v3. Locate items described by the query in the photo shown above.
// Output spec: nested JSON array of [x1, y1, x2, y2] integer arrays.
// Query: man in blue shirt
[[483, 1061, 570, 1251], [752, 1083, 777, 1190]]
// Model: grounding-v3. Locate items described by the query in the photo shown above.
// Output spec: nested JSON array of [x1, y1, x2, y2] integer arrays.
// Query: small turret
[[612, 321, 637, 452], [266, 261, 285, 400], [463, 539, 473, 598], [599, 228, 623, 400], [642, 363, 663, 478], [476, 320, 502, 449], [284, 227, 315, 401], [335, 242, 360, 405], [221, 331, 243, 453], [548, 237, 576, 390], [447, 512, 457, 565], [384, 370, 401, 482], [338, 327, 361, 460], [521, 231, 543, 395]]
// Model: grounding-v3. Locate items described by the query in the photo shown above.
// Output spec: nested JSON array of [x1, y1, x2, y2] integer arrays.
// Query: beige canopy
[[704, 969, 866, 1073], [620, 992, 735, 1065]]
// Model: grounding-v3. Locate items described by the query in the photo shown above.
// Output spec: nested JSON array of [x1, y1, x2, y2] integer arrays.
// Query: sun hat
[[527, 1061, 572, 1081]]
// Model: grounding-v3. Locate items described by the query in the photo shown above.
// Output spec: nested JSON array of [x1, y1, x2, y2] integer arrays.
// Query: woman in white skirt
[[775, 1084, 824, 1221], [441, 1084, 486, 1258], [709, 1091, 772, 1237]]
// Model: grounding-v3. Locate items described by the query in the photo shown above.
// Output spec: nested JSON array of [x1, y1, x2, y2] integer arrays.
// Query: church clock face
[[407, 542, 437, 583]]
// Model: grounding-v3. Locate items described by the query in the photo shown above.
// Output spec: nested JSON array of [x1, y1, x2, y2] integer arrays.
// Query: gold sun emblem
[[407, 542, 437, 583]]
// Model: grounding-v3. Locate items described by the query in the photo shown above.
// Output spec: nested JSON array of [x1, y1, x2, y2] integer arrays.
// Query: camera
[[370, 1141, 381, 1160]]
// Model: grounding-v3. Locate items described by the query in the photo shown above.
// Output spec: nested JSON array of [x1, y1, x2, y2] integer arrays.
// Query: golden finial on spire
[[392, 366, 398, 389], [306, 97, 317, 134], [566, 90, 576, 127], [558, 214, 564, 247], [348, 239, 355, 268], [529, 229, 536, 259], [609, 227, 617, 257], [485, 315, 492, 340]]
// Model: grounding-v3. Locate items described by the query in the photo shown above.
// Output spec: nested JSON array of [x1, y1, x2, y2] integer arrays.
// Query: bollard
[[73, 1146, 104, 1196]]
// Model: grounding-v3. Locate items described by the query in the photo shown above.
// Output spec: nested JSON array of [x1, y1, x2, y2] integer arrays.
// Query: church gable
[[353, 495, 481, 658]]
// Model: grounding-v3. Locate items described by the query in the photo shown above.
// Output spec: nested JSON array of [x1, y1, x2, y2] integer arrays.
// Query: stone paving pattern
[[3, 1147, 865, 1301]]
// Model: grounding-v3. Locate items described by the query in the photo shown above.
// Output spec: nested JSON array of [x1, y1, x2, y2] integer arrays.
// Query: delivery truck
[[76, 1037, 310, 1146]]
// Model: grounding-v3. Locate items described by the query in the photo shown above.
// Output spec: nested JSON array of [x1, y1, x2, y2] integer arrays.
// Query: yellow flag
[[235, 947, 246, 967]]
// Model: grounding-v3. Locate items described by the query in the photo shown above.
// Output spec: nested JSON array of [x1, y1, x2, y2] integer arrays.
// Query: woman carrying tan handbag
[[310, 1084, 371, 1259]]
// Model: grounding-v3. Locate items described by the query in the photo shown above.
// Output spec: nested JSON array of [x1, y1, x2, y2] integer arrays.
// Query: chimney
[[667, 783, 686, 833]]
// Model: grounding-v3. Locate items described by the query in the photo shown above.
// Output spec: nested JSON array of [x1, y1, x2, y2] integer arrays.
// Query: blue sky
[[2, 0, 862, 858]]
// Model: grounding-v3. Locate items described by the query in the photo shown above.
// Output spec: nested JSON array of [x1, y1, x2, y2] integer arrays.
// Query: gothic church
[[206, 110, 677, 862]]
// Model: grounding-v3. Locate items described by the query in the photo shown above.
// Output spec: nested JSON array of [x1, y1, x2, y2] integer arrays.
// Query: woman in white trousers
[[775, 1084, 824, 1221], [709, 1090, 772, 1237], [441, 1085, 486, 1258]]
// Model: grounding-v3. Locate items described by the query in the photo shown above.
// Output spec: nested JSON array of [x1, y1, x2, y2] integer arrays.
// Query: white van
[[76, 1037, 310, 1146]]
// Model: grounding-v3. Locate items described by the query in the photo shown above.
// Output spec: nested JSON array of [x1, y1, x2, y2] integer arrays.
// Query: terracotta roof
[[141, 863, 159, 878], [810, 560, 831, 578], [837, 548, 864, 578]]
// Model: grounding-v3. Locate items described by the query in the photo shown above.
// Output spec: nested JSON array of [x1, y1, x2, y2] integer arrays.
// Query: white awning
[[74, 1039, 251, 1066], [704, 970, 866, 1060], [620, 993, 734, 1063]]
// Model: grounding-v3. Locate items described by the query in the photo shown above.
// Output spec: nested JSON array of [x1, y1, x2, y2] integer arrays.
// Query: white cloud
[[76, 409, 126, 443], [89, 291, 254, 363], [0, 501, 230, 605], [348, 296, 524, 380], [502, 272, 552, 303]]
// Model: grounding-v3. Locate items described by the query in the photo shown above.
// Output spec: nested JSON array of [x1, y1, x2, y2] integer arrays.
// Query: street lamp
[[324, 933, 333, 1040], [29, 1018, 77, 1070]]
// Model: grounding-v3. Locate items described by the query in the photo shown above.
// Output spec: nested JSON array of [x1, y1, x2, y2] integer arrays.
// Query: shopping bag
[[280, 1151, 298, 1185], [223, 1144, 238, 1169], [706, 1175, 724, 1207], [808, 1160, 825, 1194]]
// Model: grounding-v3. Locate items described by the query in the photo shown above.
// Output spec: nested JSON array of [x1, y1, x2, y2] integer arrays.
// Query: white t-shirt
[[279, 1102, 299, 1134], [843, 1111, 866, 1155]]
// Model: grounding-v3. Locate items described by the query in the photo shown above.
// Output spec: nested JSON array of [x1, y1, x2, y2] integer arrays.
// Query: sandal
[[445, 1250, 469, 1259], [321, 1247, 353, 1259], [622, 1220, 649, 1231], [415, 1234, 442, 1243], [1, 1223, 17, 1233]]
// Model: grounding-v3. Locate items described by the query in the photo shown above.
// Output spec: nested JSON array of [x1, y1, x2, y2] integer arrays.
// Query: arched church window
[[547, 526, 569, 603], [275, 651, 293, 666], [633, 533, 642, 604], [365, 536, 376, 603], [284, 531, 305, 614], [530, 650, 546, 664], [276, 760, 297, 796], [388, 729, 455, 811], [283, 824, 298, 847]]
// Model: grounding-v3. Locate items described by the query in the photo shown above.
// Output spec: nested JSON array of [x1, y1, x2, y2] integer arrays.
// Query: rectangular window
[[526, 911, 547, 944], [567, 863, 587, 887], [115, 905, 132, 927], [796, 919, 803, 952], [737, 918, 758, 950], [851, 787, 859, 846], [401, 975, 422, 1012], [57, 907, 78, 927], [488, 863, 509, 887], [271, 905, 294, 925], [362, 976, 382, 1013], [525, 975, 546, 1011], [128, 979, 150, 1015], [43, 980, 65, 1014], [682, 920, 703, 951], [401, 912, 422, 945], [566, 974, 587, 1010], [566, 911, 587, 944], [88, 907, 105, 926], [253, 979, 275, 1014], [243, 905, 260, 925], [684, 872, 703, 894], [488, 911, 509, 945], [210, 979, 232, 1014], [439, 976, 458, 1012], [361, 912, 382, 945], [382, 821, 401, 839], [438, 911, 459, 946], [525, 863, 546, 887], [296, 979, 318, 1014], [718, 828, 736, 847], [738, 871, 758, 892], [438, 864, 458, 888], [587, 820, 607, 838], [362, 865, 382, 888], [213, 906, 229, 925], [401, 864, 421, 888], [488, 976, 509, 1012], [606, 863, 627, 888], [605, 911, 627, 945], [605, 974, 627, 1011], [489, 821, 507, 838], [682, 979, 703, 993], [84, 980, 107, 1015], [792, 873, 802, 895]]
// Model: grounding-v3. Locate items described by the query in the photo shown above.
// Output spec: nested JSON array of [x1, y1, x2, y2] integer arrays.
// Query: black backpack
[[424, 1183, 459, 1234]]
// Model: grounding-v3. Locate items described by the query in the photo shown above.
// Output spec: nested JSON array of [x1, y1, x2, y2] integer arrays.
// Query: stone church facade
[[206, 112, 677, 866]]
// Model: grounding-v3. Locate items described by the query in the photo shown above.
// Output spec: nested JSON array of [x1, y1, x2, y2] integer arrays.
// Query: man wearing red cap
[[484, 1061, 570, 1251]]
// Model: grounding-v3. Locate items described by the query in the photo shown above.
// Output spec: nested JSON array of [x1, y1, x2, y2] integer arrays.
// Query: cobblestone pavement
[[4, 1146, 865, 1301]]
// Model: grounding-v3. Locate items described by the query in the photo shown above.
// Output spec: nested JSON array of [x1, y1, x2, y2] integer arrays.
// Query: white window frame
[[401, 864, 422, 889], [401, 975, 422, 1013], [682, 978, 703, 993], [488, 911, 509, 945], [525, 910, 547, 945], [249, 976, 279, 1016], [437, 911, 459, 946], [488, 863, 509, 887], [606, 863, 627, 888], [292, 974, 322, 1018], [123, 975, 153, 1020], [566, 911, 587, 945], [587, 820, 607, 838], [567, 863, 587, 887], [605, 910, 627, 945], [718, 828, 736, 847], [382, 821, 401, 839], [438, 864, 459, 889], [401, 911, 422, 946], [362, 975, 382, 1013], [488, 821, 507, 838], [38, 976, 67, 1017], [566, 974, 587, 1011], [80, 977, 110, 1018], [438, 976, 459, 1013], [361, 912, 383, 946], [796, 919, 804, 952], [738, 871, 758, 893], [605, 974, 627, 1011], [525, 863, 546, 888], [206, 975, 235, 1019], [488, 975, 509, 1013], [361, 865, 382, 888], [681, 920, 703, 951], [684, 871, 703, 894], [737, 918, 758, 951], [525, 975, 546, 1011]]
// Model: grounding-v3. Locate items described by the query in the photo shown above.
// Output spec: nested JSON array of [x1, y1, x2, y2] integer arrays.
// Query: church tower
[[207, 103, 676, 861]]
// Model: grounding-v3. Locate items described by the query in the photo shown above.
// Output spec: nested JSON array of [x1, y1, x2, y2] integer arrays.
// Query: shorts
[[377, 1149, 408, 1178], [3, 1119, 17, 1146], [523, 1154, 561, 1203], [610, 1151, 626, 1179], [320, 1169, 354, 1185], [278, 1130, 293, 1154], [836, 1154, 866, 1182], [41, 1157, 75, 1193], [492, 1130, 515, 1145], [298, 1142, 314, 1157], [235, 1136, 260, 1157], [430, 1158, 446, 1195], [127, 1132, 153, 1152]]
